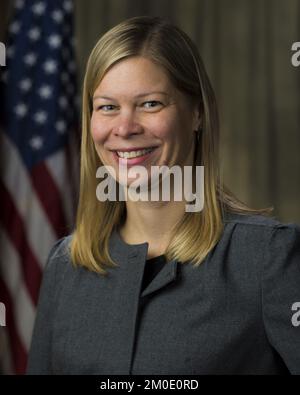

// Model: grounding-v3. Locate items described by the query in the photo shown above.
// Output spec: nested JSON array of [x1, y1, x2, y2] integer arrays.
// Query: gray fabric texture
[[27, 212, 300, 375]]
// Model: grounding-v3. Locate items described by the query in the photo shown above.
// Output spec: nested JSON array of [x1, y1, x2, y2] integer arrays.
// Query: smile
[[112, 146, 158, 166], [117, 147, 156, 159]]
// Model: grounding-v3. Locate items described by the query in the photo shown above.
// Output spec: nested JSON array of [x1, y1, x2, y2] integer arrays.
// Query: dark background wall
[[1, 0, 300, 223]]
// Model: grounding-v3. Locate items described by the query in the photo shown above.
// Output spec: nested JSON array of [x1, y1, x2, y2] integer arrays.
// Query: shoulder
[[41, 235, 73, 290], [48, 234, 73, 261], [222, 211, 300, 258], [224, 211, 300, 235], [224, 211, 282, 228]]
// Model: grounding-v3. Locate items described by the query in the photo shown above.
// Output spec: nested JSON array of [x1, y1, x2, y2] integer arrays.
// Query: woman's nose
[[114, 110, 143, 137]]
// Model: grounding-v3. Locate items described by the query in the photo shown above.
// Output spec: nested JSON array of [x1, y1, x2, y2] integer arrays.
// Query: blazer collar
[[109, 228, 179, 297]]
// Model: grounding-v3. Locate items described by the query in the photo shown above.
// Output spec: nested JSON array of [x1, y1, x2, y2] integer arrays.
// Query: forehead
[[93, 56, 175, 97]]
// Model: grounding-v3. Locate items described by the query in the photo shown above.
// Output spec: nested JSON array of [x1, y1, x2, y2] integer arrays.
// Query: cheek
[[158, 107, 191, 139], [90, 114, 107, 144], [150, 116, 179, 140]]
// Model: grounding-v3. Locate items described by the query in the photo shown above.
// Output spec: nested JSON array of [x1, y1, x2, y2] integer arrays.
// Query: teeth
[[117, 148, 154, 159]]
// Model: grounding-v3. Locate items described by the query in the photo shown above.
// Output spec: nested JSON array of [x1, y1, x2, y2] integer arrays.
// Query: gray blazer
[[27, 213, 300, 375]]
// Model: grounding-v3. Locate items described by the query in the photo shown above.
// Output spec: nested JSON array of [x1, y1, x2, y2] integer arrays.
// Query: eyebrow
[[93, 91, 169, 101]]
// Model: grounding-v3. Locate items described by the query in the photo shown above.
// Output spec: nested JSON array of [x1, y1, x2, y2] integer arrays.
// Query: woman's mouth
[[112, 147, 158, 165]]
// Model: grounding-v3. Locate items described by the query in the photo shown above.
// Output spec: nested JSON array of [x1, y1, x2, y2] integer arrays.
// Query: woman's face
[[91, 56, 200, 187]]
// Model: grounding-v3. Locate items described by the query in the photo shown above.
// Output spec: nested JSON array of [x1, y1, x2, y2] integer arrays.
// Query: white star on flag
[[56, 120, 67, 134], [33, 111, 48, 124], [63, 0, 73, 12], [24, 53, 37, 66], [38, 85, 53, 100], [9, 21, 21, 34], [32, 2, 46, 16], [19, 79, 32, 92], [29, 136, 44, 150], [52, 10, 64, 23], [43, 59, 57, 74], [28, 28, 41, 41], [48, 35, 62, 49], [15, 103, 28, 118]]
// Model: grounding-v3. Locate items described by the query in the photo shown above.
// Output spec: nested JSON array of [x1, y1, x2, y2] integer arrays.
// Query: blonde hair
[[70, 16, 273, 274]]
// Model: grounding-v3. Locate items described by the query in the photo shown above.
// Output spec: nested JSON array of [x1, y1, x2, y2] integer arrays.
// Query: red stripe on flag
[[0, 181, 42, 305], [0, 278, 28, 374], [31, 162, 68, 239]]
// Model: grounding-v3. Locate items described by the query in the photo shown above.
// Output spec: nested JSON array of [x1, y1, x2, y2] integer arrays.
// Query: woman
[[27, 16, 300, 375]]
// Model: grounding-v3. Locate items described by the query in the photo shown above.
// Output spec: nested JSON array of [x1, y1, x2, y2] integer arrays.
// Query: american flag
[[0, 0, 79, 374]]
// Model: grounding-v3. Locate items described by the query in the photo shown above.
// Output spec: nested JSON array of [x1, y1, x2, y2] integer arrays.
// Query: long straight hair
[[70, 16, 273, 274]]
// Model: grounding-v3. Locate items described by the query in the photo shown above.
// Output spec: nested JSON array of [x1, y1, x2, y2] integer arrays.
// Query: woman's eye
[[97, 105, 116, 111], [143, 101, 162, 109]]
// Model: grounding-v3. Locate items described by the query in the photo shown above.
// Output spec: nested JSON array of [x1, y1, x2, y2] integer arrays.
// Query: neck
[[119, 199, 186, 256]]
